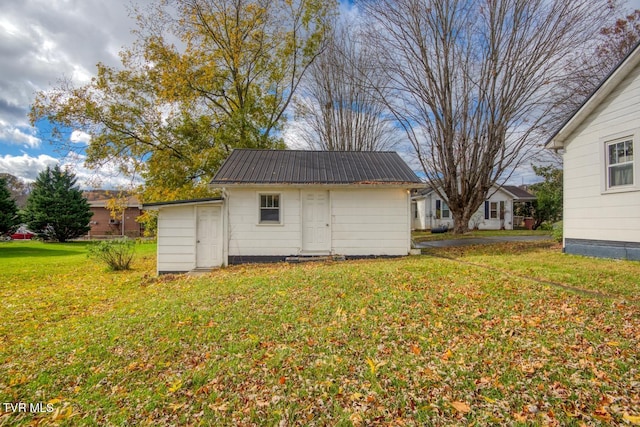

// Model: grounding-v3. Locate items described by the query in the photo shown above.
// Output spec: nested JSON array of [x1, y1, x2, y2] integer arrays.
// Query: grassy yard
[[412, 229, 551, 242], [0, 240, 638, 426]]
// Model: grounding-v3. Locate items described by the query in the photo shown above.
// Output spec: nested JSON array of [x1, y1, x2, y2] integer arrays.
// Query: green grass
[[0, 240, 638, 425], [412, 229, 551, 242]]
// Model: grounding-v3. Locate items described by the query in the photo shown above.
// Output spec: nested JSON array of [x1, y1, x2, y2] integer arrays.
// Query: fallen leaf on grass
[[451, 401, 470, 413], [167, 380, 182, 393], [623, 413, 640, 425], [441, 349, 453, 361]]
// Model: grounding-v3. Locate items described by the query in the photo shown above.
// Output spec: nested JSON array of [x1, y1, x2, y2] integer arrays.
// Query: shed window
[[259, 194, 280, 223], [607, 139, 634, 188]]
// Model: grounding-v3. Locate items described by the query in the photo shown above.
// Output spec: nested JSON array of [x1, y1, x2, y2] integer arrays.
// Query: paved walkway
[[414, 235, 551, 248]]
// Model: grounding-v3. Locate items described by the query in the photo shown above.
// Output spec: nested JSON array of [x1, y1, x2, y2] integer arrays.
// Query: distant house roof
[[502, 185, 536, 201], [83, 191, 142, 208], [209, 149, 423, 185], [412, 184, 535, 201]]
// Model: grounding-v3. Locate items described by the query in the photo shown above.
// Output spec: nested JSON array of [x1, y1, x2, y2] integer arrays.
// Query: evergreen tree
[[23, 165, 92, 242], [0, 176, 19, 235]]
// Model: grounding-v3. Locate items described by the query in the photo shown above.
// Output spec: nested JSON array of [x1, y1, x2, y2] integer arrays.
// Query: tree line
[[28, 0, 640, 233], [0, 167, 92, 242]]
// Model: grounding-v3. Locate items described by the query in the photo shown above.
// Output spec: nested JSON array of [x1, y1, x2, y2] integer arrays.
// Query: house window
[[490, 202, 498, 219], [435, 200, 450, 219], [259, 194, 280, 223], [488, 201, 506, 220], [607, 139, 633, 188], [441, 202, 450, 219]]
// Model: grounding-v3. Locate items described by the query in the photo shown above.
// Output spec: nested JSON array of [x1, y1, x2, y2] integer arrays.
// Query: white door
[[302, 191, 330, 253], [196, 206, 221, 268]]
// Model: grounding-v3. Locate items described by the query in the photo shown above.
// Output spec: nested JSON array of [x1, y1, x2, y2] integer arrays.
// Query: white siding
[[562, 64, 640, 243], [331, 188, 411, 256], [226, 186, 412, 257], [415, 187, 515, 231], [157, 205, 196, 272], [227, 188, 302, 256]]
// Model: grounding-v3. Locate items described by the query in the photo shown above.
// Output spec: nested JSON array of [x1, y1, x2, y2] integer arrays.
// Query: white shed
[[546, 41, 640, 260], [146, 150, 423, 273]]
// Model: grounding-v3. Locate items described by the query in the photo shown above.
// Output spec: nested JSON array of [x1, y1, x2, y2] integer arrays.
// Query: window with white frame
[[259, 194, 280, 223], [435, 200, 450, 219], [442, 201, 450, 218], [607, 139, 634, 188], [490, 202, 498, 219]]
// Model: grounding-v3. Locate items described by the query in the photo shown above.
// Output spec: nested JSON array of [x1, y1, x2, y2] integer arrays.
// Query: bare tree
[[554, 8, 640, 123], [293, 15, 400, 151], [359, 0, 616, 233]]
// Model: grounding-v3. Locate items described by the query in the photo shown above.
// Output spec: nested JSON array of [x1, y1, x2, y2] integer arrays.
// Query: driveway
[[414, 235, 552, 248]]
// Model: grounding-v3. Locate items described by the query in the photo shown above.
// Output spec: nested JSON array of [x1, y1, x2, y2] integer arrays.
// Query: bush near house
[[0, 240, 638, 425]]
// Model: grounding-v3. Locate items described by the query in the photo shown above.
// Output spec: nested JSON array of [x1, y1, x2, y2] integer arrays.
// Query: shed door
[[302, 191, 330, 253], [196, 206, 222, 268]]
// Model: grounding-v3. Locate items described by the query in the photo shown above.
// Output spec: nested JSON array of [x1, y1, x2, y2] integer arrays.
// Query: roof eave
[[143, 197, 224, 210], [209, 182, 426, 189]]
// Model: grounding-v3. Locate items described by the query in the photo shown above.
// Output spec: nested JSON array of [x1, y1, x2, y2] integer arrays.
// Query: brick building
[[84, 191, 144, 238]]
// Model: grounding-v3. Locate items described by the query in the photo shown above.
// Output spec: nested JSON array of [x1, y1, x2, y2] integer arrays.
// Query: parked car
[[10, 226, 35, 240]]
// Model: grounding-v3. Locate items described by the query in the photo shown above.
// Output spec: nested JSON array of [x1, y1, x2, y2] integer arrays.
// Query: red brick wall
[[88, 207, 143, 237]]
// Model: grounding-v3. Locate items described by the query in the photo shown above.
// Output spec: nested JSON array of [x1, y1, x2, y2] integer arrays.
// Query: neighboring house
[[145, 149, 423, 274], [411, 185, 536, 231], [546, 41, 640, 260], [83, 191, 144, 238]]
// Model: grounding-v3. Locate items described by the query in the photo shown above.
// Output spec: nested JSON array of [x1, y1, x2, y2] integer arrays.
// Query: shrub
[[552, 221, 563, 243], [88, 238, 136, 271]]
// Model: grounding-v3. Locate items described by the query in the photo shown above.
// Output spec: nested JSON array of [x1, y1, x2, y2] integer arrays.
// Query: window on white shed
[[259, 194, 280, 223], [607, 139, 634, 188]]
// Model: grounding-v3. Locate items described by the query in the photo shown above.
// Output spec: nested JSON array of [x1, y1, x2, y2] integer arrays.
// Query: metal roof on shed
[[209, 150, 423, 185]]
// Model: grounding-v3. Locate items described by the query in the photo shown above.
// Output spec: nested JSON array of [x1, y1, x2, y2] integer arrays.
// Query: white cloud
[[0, 120, 41, 148], [0, 0, 135, 141], [0, 152, 141, 190], [57, 152, 142, 190], [70, 130, 91, 144], [0, 153, 58, 181]]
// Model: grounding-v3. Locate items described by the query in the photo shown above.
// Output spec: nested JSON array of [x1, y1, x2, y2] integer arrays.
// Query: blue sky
[[1, 0, 639, 189]]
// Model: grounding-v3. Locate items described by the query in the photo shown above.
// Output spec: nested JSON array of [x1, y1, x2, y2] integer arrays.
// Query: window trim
[[601, 130, 639, 194], [490, 201, 498, 219], [606, 138, 634, 189], [441, 201, 450, 219], [258, 193, 282, 225]]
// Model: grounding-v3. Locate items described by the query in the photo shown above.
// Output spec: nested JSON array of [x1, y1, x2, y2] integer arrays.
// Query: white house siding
[[331, 188, 411, 256], [226, 188, 302, 257], [415, 188, 514, 231], [157, 205, 197, 273], [562, 63, 640, 250], [412, 199, 428, 230]]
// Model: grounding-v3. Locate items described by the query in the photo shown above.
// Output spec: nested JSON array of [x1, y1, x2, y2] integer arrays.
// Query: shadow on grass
[[421, 240, 559, 258], [0, 243, 88, 259]]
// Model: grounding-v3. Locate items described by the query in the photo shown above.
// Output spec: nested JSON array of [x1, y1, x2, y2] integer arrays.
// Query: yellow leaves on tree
[[30, 0, 335, 201]]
